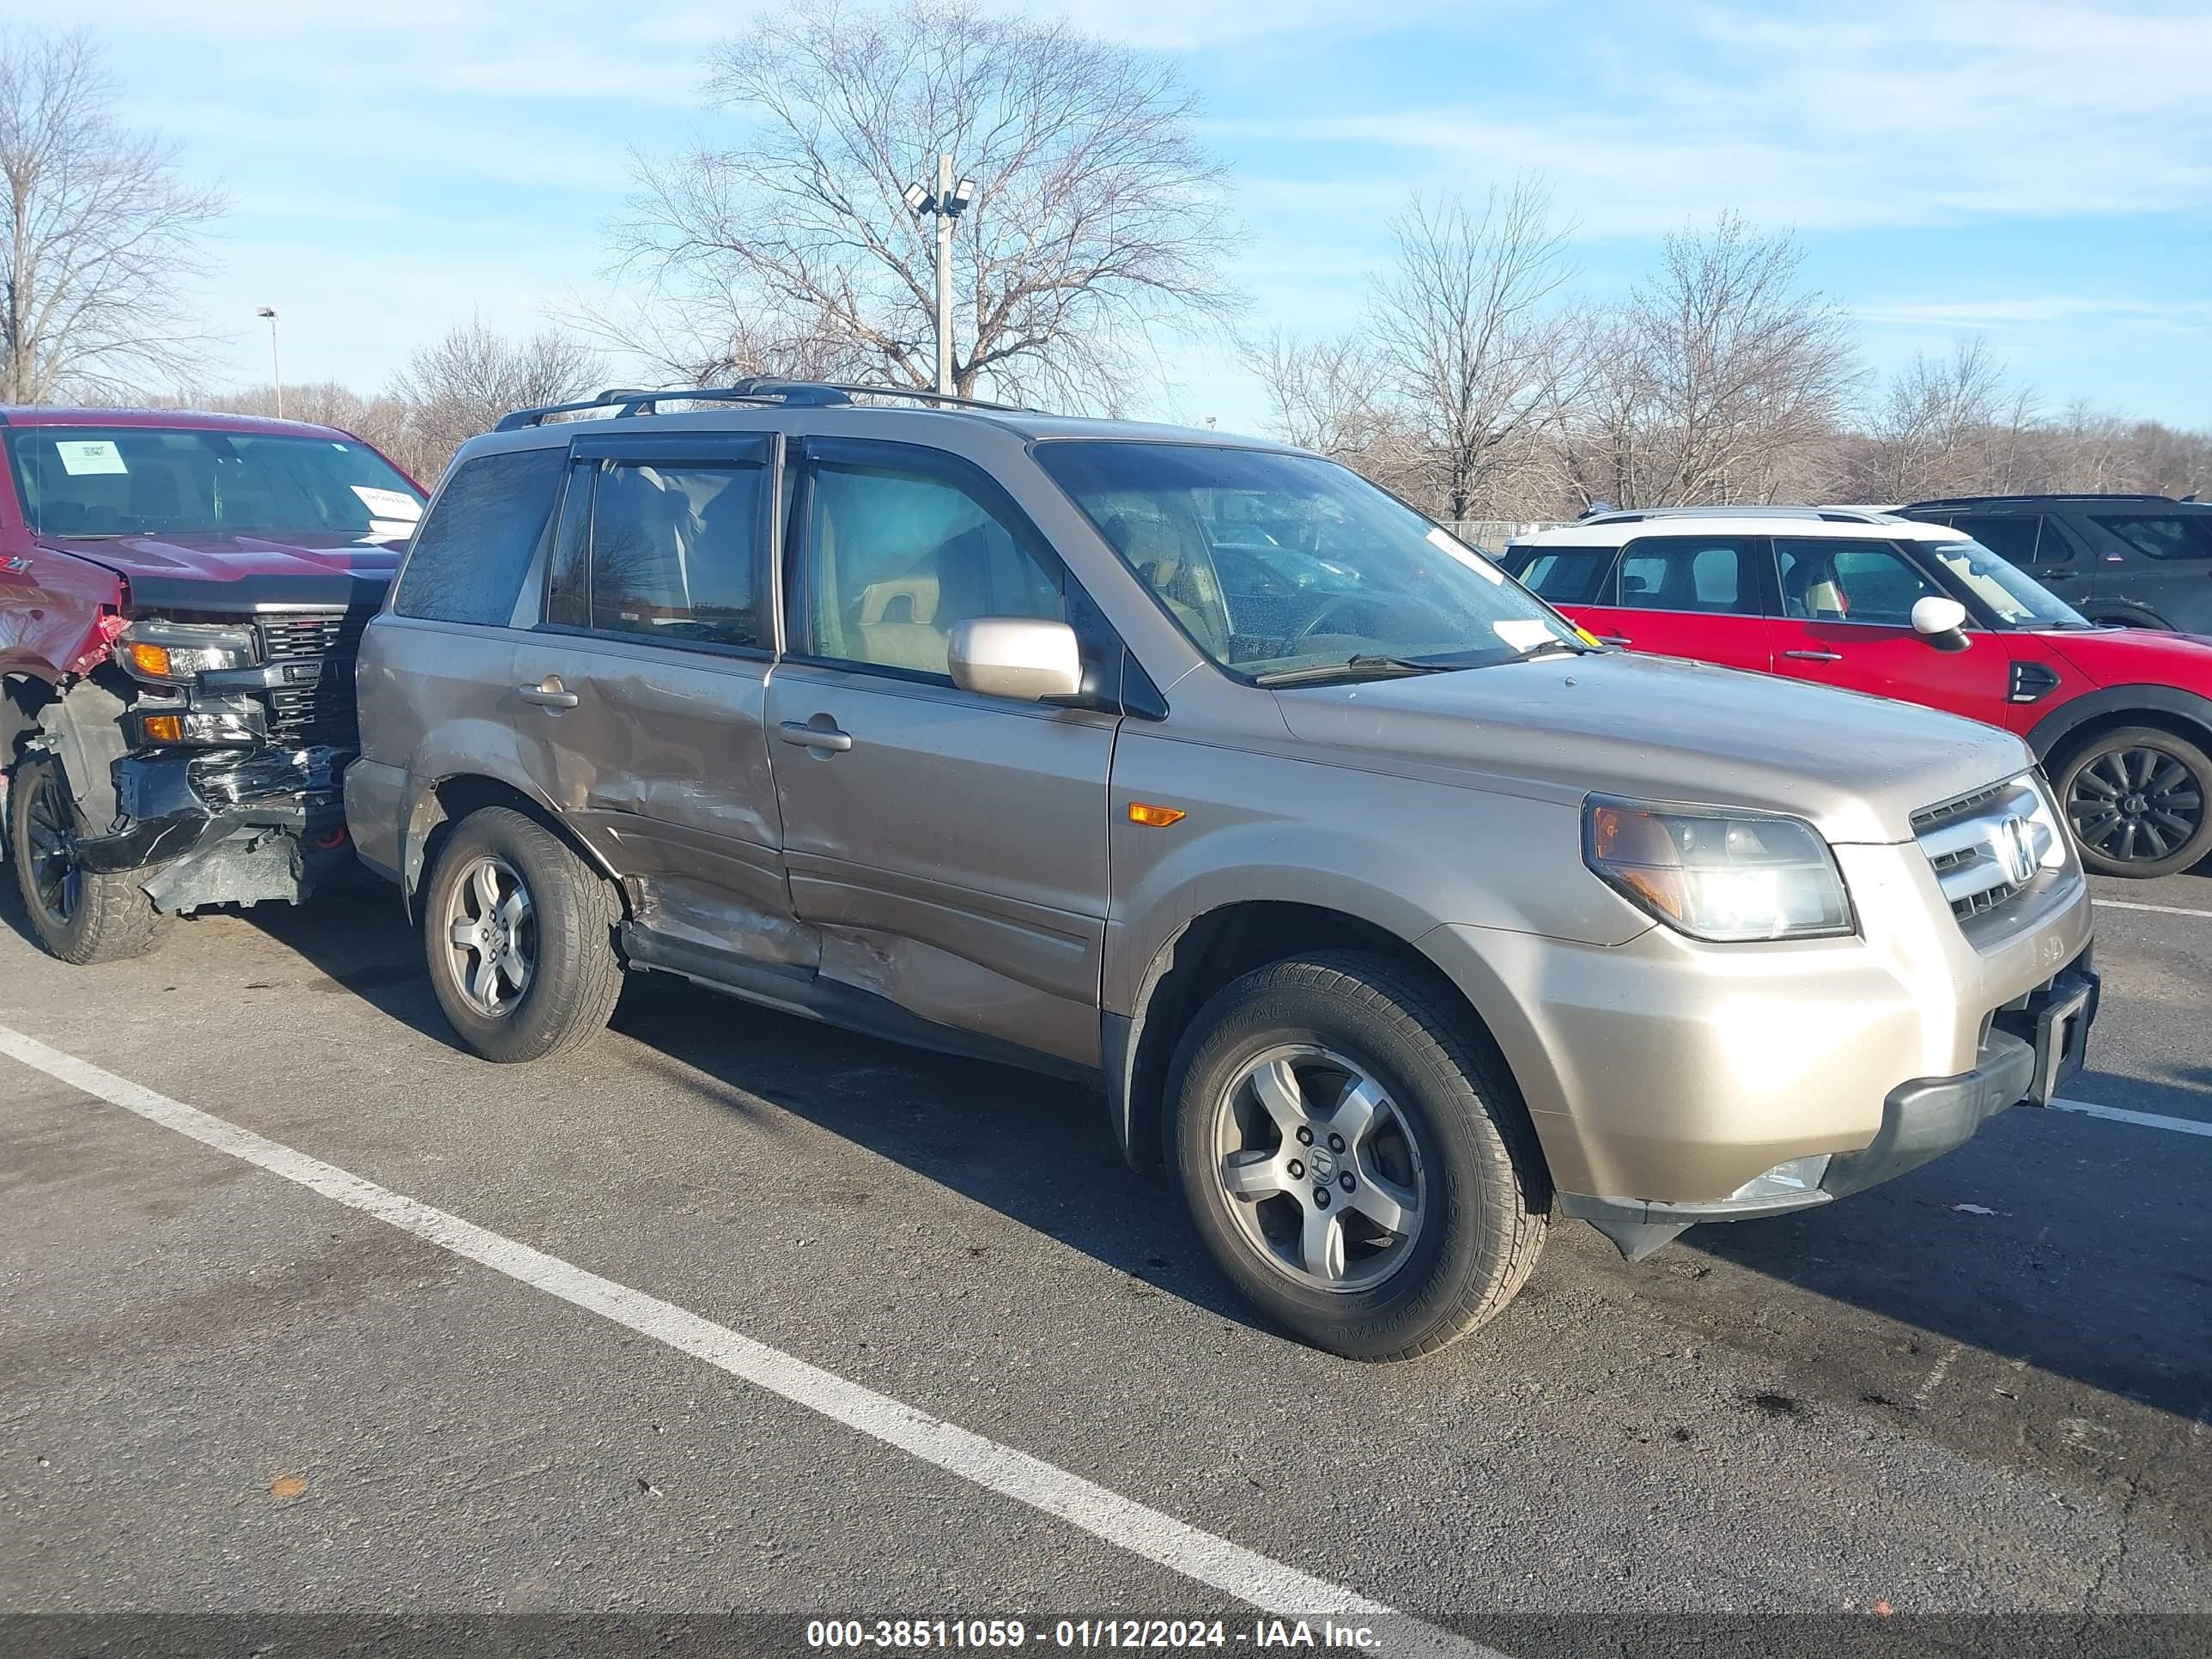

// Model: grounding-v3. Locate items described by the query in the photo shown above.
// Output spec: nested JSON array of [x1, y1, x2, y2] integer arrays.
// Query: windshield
[[1032, 441, 1583, 678], [1922, 537, 2091, 629], [6, 428, 424, 543]]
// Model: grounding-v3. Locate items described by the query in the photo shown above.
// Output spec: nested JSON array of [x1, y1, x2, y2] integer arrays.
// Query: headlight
[[1583, 794, 1855, 942], [118, 620, 257, 682]]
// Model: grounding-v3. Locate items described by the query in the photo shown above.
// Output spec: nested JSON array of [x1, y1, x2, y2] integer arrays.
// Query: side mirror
[[1911, 595, 1971, 653], [948, 617, 1083, 702]]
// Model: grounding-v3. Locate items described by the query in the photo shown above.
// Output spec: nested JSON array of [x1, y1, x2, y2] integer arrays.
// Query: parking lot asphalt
[[2, 862, 2209, 1644]]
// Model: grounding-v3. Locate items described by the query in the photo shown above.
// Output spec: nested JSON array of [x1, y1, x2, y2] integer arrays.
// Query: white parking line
[[2049, 1097, 2212, 1138], [2093, 898, 2212, 920], [0, 1024, 1490, 1657]]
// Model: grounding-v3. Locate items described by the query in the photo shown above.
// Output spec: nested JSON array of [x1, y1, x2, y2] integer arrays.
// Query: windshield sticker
[[350, 485, 422, 520], [54, 440, 128, 477], [1492, 618, 1557, 651], [1427, 525, 1502, 581]]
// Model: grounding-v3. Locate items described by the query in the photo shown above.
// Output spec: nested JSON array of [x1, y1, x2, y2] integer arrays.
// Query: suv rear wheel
[[7, 750, 169, 963], [2054, 726, 2212, 878], [422, 806, 623, 1061], [1169, 951, 1549, 1360]]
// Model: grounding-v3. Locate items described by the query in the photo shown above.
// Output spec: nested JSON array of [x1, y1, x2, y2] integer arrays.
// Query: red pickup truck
[[0, 408, 423, 962], [1502, 508, 2212, 878]]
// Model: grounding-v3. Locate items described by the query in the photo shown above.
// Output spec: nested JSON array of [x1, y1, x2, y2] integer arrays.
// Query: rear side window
[[1949, 514, 2045, 565], [2092, 514, 2212, 561], [1616, 536, 1759, 614], [392, 447, 565, 626], [1512, 546, 1614, 605], [586, 462, 763, 650]]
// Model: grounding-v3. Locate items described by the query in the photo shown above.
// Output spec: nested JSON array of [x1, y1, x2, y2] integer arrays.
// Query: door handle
[[517, 678, 580, 708], [779, 719, 853, 753], [1595, 634, 1632, 647], [1782, 648, 1844, 662]]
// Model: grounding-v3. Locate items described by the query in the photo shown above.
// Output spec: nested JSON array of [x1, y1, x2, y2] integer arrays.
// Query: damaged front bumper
[[73, 744, 353, 915]]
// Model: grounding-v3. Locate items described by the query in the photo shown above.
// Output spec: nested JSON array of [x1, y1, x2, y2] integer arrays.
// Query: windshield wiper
[[1493, 637, 1598, 665], [1252, 654, 1459, 687]]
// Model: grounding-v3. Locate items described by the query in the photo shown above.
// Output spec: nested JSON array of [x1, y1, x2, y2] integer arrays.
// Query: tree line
[[3, 10, 2203, 503]]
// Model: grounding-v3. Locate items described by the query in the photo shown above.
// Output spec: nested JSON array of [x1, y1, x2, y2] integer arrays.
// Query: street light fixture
[[255, 307, 282, 420], [904, 155, 975, 397]]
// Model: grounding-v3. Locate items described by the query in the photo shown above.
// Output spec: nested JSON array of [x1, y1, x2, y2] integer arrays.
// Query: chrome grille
[[1912, 776, 2052, 923]]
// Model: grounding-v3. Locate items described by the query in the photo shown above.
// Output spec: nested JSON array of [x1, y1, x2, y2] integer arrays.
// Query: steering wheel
[[1285, 593, 1372, 649]]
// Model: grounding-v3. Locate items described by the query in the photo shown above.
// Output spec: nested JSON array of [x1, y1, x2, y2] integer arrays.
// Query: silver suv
[[345, 384, 2100, 1360]]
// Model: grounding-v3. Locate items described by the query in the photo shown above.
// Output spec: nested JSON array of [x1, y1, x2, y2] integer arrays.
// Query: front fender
[[2025, 684, 2212, 759]]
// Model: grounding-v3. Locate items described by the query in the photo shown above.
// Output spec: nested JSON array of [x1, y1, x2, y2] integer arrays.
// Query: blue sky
[[40, 0, 2212, 435]]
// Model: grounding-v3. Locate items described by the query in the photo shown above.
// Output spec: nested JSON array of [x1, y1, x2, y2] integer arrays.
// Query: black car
[[1896, 494, 2212, 633]]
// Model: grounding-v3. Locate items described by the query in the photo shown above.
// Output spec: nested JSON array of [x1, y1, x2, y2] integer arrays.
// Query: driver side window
[[1777, 538, 1940, 626], [796, 456, 1064, 679]]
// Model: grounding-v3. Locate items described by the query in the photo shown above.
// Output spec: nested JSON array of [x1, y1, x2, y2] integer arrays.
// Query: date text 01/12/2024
[[804, 1618, 1384, 1650]]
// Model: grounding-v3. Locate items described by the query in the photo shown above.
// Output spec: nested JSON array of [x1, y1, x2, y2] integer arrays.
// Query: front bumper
[[1560, 958, 2100, 1258], [72, 746, 352, 914]]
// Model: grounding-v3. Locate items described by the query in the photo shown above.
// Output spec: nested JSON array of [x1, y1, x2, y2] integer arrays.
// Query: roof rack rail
[[495, 378, 1032, 431], [1903, 492, 2179, 508]]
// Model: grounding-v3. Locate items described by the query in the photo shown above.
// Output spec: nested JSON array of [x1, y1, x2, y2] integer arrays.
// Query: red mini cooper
[[1502, 507, 2212, 878]]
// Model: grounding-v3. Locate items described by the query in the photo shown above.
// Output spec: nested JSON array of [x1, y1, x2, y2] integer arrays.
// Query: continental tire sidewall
[[1170, 953, 1545, 1361]]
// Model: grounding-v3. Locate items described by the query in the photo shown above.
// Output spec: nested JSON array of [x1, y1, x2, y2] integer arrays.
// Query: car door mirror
[[948, 617, 1084, 702], [1911, 595, 1971, 653]]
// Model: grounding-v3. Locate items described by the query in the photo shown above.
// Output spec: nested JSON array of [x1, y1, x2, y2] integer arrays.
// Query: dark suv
[[1, 408, 423, 963], [1896, 494, 2212, 633]]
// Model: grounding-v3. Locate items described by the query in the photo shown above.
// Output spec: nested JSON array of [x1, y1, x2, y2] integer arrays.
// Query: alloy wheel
[[442, 854, 536, 1018], [2067, 744, 2206, 866], [1209, 1045, 1427, 1293]]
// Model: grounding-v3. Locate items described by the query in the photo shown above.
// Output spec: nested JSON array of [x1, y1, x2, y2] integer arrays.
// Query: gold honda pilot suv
[[345, 383, 2100, 1360]]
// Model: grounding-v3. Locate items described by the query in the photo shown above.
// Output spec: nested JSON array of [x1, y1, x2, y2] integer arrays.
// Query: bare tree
[[1242, 328, 1430, 495], [1371, 181, 1575, 520], [1565, 213, 1857, 508], [605, 0, 1238, 406], [386, 318, 601, 482], [1851, 336, 2037, 501], [0, 31, 225, 403]]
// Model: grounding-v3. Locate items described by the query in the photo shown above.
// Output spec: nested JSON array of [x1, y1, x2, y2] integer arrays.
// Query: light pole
[[256, 307, 282, 419], [902, 156, 975, 396]]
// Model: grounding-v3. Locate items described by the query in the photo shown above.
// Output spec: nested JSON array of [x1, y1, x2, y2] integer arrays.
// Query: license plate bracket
[[2027, 981, 2092, 1106]]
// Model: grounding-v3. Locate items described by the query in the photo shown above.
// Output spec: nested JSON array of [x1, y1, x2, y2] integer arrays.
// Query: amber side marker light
[[1127, 802, 1187, 828], [125, 641, 173, 678], [141, 714, 184, 743]]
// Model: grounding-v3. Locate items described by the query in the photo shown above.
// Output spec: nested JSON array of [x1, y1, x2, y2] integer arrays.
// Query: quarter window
[[1616, 537, 1758, 615], [392, 447, 564, 627], [1777, 538, 1940, 625], [799, 459, 1062, 678]]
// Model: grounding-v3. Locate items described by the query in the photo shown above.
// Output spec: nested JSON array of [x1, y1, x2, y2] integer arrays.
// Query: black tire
[[6, 750, 169, 964], [2053, 725, 2212, 878], [422, 806, 622, 1062], [1168, 951, 1549, 1361]]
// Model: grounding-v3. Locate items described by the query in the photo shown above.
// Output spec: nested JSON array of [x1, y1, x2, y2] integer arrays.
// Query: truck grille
[[254, 608, 372, 746], [1911, 776, 2053, 924]]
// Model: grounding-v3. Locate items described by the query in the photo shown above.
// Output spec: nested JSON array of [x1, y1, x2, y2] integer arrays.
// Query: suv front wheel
[[422, 806, 623, 1061], [1169, 951, 1549, 1360]]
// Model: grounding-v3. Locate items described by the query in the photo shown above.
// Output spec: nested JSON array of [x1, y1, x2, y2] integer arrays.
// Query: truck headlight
[[1583, 794, 1855, 942], [118, 620, 257, 682]]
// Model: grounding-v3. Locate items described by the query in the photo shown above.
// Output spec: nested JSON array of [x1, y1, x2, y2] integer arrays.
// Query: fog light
[[141, 713, 183, 743], [1729, 1154, 1831, 1204]]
